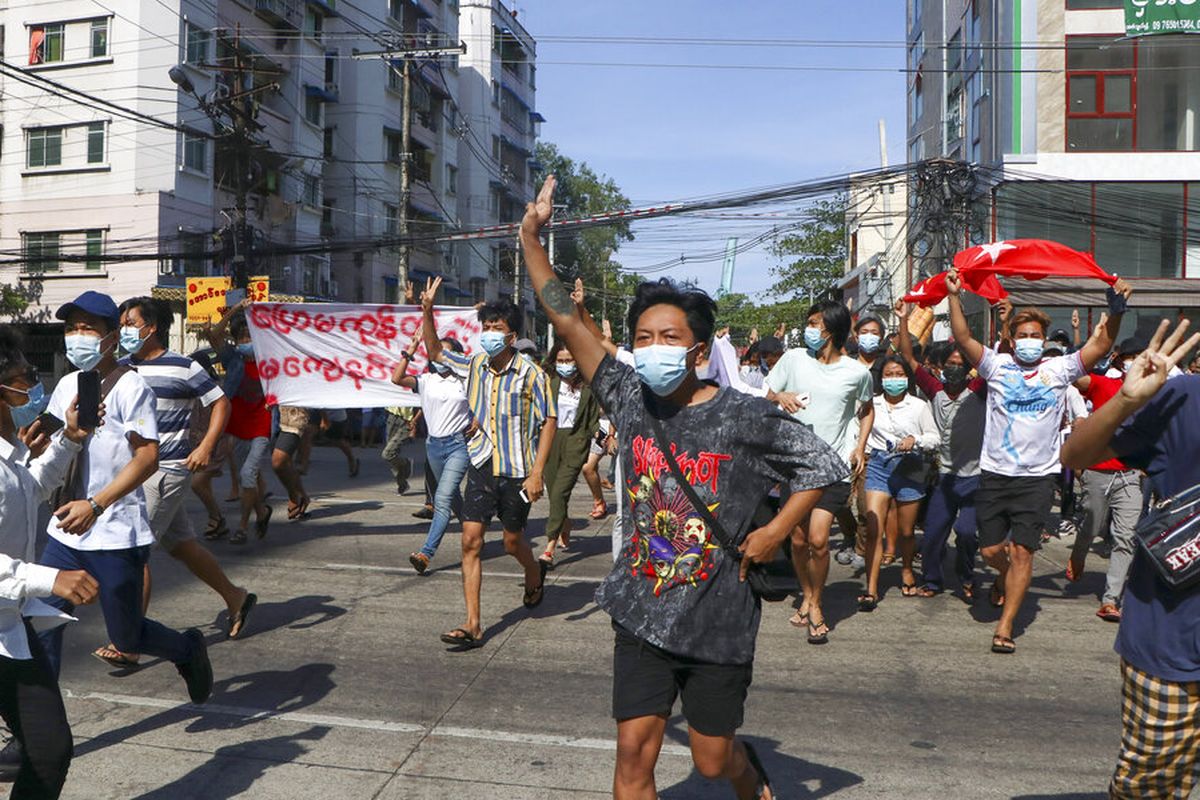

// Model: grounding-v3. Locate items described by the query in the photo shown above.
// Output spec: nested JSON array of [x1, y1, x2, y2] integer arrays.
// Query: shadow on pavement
[[221, 594, 347, 640], [1012, 794, 1106, 800], [74, 663, 338, 757], [131, 725, 330, 800], [658, 734, 863, 799]]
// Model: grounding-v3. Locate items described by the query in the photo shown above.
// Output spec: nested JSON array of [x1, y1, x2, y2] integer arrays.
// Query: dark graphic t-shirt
[[592, 355, 848, 665]]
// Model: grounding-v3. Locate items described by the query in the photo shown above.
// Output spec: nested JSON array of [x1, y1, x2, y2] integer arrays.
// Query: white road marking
[[63, 688, 691, 756]]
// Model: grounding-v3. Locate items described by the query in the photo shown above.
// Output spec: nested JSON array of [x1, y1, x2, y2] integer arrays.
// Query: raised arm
[[204, 297, 250, 350], [894, 300, 920, 372], [419, 277, 445, 364], [520, 176, 607, 383], [1078, 281, 1132, 371], [945, 269, 985, 366], [390, 329, 421, 390], [1063, 319, 1199, 469]]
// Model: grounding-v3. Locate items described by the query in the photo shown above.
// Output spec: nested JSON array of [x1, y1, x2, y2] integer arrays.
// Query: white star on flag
[[973, 241, 1018, 265]]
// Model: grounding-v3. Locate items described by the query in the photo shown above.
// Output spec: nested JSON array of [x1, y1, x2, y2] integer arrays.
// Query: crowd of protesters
[[2, 181, 1200, 798]]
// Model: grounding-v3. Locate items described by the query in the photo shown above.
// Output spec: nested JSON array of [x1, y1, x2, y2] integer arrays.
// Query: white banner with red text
[[245, 303, 483, 408]]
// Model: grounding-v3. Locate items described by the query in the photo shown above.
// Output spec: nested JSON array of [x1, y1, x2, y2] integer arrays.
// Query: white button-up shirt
[[0, 434, 80, 660]]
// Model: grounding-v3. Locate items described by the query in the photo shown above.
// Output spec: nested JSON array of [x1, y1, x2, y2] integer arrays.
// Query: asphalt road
[[39, 442, 1122, 799]]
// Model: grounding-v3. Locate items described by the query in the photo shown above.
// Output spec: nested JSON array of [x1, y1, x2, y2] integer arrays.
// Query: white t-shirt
[[976, 347, 1087, 477], [866, 393, 940, 454], [766, 349, 873, 463], [557, 382, 581, 430], [47, 370, 159, 551], [414, 372, 470, 438]]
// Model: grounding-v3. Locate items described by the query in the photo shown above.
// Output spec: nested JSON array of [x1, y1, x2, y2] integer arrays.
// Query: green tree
[[769, 196, 848, 301], [0, 285, 28, 317], [715, 293, 806, 343]]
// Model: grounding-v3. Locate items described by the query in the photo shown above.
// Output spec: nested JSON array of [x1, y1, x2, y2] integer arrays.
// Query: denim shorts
[[865, 450, 927, 502]]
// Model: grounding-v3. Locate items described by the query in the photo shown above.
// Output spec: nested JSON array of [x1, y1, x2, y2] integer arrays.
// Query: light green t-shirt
[[766, 348, 873, 463]]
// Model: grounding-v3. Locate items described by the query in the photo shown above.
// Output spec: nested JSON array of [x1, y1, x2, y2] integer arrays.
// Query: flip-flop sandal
[[857, 593, 878, 612], [287, 497, 311, 520], [961, 582, 976, 602], [92, 645, 140, 670], [440, 628, 484, 649], [788, 609, 809, 628], [227, 593, 257, 639], [409, 552, 430, 575], [807, 619, 830, 645], [989, 583, 1006, 608], [916, 584, 941, 598], [589, 503, 608, 520], [741, 740, 773, 800], [203, 517, 228, 541], [229, 529, 248, 545], [991, 635, 1016, 654], [538, 549, 555, 570], [901, 583, 920, 597], [523, 561, 548, 609], [255, 506, 273, 540]]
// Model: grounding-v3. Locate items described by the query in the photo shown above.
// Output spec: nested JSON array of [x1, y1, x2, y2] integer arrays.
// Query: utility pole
[[546, 213, 555, 348], [354, 38, 465, 301]]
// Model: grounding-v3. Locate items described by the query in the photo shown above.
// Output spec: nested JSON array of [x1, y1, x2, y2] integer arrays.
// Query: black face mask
[[942, 364, 968, 385]]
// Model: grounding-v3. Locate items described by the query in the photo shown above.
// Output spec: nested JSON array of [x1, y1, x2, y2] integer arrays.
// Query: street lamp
[[167, 65, 195, 95]]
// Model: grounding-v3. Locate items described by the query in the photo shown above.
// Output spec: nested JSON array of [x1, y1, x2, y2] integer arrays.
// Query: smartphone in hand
[[77, 370, 101, 429], [35, 413, 64, 434]]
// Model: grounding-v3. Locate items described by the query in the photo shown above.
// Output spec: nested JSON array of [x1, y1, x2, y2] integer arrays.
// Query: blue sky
[[516, 0, 906, 298]]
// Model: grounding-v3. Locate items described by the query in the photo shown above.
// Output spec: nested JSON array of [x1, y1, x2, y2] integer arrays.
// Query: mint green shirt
[[766, 349, 873, 463]]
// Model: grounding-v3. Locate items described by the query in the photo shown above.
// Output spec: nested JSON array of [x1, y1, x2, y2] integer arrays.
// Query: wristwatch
[[400, 350, 412, 360], [86, 497, 105, 517]]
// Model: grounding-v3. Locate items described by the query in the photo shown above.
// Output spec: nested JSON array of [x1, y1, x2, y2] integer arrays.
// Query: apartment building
[[0, 0, 539, 338], [907, 0, 1200, 334]]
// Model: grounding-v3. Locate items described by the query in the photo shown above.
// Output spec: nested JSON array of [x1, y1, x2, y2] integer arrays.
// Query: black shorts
[[976, 471, 1056, 551], [461, 460, 532, 532], [612, 622, 752, 737], [814, 481, 853, 514], [275, 431, 301, 456]]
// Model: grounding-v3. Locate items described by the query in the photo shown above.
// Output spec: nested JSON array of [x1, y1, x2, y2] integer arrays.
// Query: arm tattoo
[[540, 279, 576, 317]]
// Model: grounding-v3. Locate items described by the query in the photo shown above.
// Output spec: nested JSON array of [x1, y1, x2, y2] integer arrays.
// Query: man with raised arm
[[946, 267, 1130, 653], [520, 176, 846, 800], [420, 278, 556, 649]]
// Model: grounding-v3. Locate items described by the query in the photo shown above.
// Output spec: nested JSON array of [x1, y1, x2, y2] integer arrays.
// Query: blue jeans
[[919, 473, 980, 591], [37, 538, 196, 677], [420, 433, 469, 558]]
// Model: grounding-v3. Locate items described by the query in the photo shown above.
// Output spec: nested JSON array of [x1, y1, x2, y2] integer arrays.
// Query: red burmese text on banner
[[246, 303, 483, 408]]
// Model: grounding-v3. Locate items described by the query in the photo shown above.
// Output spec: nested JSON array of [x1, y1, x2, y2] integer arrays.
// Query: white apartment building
[[0, 0, 539, 352], [456, 0, 539, 306], [907, 0, 1200, 337]]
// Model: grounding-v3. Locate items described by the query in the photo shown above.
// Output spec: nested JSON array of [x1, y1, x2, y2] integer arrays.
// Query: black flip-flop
[[255, 506, 273, 540], [807, 618, 829, 645], [857, 593, 878, 612], [92, 645, 141, 670], [991, 635, 1016, 654], [227, 592, 257, 639], [440, 628, 484, 649], [523, 560, 549, 609], [741, 740, 773, 800]]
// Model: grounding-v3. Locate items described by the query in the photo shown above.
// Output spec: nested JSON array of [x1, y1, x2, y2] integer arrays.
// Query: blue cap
[[56, 291, 119, 328]]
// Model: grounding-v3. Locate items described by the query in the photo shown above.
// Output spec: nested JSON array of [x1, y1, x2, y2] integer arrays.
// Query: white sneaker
[[851, 554, 866, 570]]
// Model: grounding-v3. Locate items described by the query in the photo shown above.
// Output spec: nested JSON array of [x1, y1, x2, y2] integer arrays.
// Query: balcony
[[255, 0, 300, 29]]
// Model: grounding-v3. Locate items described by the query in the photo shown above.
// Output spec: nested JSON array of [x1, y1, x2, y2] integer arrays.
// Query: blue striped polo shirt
[[121, 351, 224, 469]]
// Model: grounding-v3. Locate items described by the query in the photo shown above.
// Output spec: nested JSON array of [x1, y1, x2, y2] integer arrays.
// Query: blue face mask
[[881, 377, 908, 397], [119, 326, 145, 355], [556, 363, 577, 379], [804, 326, 827, 353], [65, 334, 106, 371], [236, 342, 255, 358], [634, 344, 694, 397], [479, 331, 510, 357], [6, 383, 48, 429], [1014, 338, 1045, 364], [431, 361, 451, 376], [857, 333, 881, 354]]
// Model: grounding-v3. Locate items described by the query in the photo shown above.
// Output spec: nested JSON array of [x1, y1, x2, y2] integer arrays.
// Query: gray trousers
[[1070, 469, 1143, 606], [381, 413, 411, 482]]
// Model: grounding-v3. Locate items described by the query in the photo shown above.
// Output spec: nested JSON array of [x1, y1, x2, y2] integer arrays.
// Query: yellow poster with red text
[[186, 277, 231, 324]]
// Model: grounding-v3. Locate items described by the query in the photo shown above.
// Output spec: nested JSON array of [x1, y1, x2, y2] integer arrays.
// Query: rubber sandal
[[287, 497, 310, 520], [741, 740, 773, 800], [589, 502, 608, 520], [991, 635, 1016, 654], [989, 583, 1005, 608], [409, 552, 429, 575], [1097, 603, 1122, 622], [538, 549, 555, 570], [961, 581, 976, 602], [440, 628, 484, 649], [523, 561, 548, 609], [901, 583, 920, 597], [857, 593, 878, 612], [92, 645, 140, 670], [788, 609, 809, 628], [916, 584, 941, 598], [229, 529, 248, 545], [203, 517, 228, 541], [255, 506, 273, 540], [807, 618, 829, 645], [227, 593, 257, 639]]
